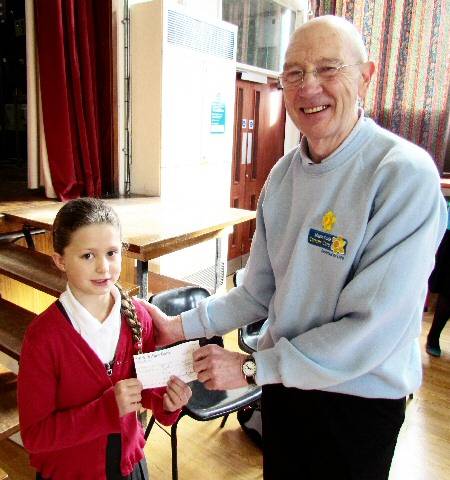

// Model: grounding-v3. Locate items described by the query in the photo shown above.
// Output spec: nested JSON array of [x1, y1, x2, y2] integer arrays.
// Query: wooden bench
[[0, 298, 35, 361], [0, 243, 140, 297], [0, 369, 19, 479], [0, 370, 19, 443]]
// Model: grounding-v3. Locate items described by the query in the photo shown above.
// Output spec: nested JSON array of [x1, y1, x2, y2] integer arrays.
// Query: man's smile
[[302, 105, 329, 114]]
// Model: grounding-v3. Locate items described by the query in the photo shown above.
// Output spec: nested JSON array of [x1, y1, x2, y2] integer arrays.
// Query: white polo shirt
[[59, 284, 122, 364]]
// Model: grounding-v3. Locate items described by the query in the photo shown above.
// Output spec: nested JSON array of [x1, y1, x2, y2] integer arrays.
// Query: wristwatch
[[242, 355, 257, 385]]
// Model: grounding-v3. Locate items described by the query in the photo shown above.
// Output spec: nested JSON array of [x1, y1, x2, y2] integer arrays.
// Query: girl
[[18, 198, 192, 479]]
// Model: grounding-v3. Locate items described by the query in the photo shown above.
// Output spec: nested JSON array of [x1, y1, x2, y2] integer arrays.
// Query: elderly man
[[143, 15, 447, 479]]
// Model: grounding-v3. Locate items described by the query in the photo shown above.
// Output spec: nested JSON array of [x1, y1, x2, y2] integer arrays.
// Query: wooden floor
[[0, 313, 448, 479]]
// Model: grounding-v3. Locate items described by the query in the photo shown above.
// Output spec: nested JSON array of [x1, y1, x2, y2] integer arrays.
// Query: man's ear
[[358, 61, 375, 99], [52, 253, 66, 272]]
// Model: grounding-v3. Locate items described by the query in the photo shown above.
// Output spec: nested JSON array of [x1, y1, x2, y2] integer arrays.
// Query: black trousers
[[261, 385, 405, 480]]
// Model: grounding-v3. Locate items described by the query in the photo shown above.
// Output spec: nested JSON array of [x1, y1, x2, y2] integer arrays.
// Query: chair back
[[149, 286, 210, 316], [149, 286, 223, 347], [238, 319, 266, 353], [233, 269, 267, 353]]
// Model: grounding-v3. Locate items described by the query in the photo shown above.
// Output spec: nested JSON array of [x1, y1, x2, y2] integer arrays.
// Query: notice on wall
[[210, 100, 226, 134]]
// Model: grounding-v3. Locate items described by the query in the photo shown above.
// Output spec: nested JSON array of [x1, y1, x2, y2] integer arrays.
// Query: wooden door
[[228, 76, 286, 264]]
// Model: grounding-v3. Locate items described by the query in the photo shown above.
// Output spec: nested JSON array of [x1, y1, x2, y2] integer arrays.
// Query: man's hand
[[114, 378, 143, 417], [136, 299, 185, 346], [163, 376, 192, 412], [193, 344, 248, 390]]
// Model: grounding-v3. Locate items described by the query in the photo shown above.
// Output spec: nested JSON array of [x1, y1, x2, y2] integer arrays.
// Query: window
[[222, 0, 296, 72]]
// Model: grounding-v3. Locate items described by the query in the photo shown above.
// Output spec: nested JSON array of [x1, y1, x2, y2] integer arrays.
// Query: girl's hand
[[163, 376, 192, 412], [114, 378, 143, 417]]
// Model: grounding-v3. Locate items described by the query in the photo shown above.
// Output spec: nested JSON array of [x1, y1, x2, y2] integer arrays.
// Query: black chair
[[232, 269, 267, 354], [143, 286, 262, 480], [238, 319, 266, 354]]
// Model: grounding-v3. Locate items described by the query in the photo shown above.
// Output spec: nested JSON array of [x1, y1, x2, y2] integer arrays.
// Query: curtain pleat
[[25, 0, 56, 198], [310, 0, 337, 16]]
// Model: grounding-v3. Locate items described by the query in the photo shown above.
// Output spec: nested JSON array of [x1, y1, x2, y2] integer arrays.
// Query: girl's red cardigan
[[18, 300, 179, 479]]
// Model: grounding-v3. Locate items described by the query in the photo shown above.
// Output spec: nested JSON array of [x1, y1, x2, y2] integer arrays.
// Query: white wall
[[115, 0, 222, 195]]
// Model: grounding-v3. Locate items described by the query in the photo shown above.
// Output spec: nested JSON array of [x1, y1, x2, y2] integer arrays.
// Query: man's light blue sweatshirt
[[183, 114, 447, 399]]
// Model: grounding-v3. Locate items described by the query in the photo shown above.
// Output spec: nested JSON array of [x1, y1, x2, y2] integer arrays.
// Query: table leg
[[136, 260, 149, 299], [22, 227, 36, 250]]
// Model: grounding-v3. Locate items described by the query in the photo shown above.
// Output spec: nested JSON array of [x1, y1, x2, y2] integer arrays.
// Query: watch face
[[242, 359, 257, 377]]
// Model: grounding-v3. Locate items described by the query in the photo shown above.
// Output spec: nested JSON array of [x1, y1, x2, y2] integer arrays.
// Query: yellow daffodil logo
[[322, 211, 336, 232], [331, 236, 347, 255]]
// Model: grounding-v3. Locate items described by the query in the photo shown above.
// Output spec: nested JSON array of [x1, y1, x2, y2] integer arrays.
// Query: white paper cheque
[[134, 340, 200, 388]]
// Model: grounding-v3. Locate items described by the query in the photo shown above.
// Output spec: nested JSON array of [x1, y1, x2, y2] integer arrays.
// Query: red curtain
[[34, 0, 113, 200]]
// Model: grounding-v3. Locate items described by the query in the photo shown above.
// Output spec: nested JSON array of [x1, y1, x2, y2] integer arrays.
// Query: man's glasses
[[280, 63, 365, 89]]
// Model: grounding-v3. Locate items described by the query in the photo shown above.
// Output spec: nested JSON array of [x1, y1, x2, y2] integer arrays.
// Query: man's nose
[[299, 71, 322, 93]]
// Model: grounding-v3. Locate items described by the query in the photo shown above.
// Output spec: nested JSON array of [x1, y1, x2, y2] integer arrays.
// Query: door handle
[[246, 132, 253, 164], [241, 132, 248, 164]]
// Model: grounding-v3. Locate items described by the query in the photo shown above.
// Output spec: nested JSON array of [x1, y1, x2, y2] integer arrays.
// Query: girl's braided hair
[[116, 284, 143, 354], [53, 197, 142, 353]]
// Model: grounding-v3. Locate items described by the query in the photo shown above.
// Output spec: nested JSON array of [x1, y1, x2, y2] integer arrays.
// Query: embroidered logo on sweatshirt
[[322, 210, 336, 231], [308, 212, 347, 260], [308, 229, 347, 259]]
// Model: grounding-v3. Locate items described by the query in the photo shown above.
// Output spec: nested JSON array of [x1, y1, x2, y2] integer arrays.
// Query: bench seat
[[0, 299, 35, 361], [0, 370, 19, 443]]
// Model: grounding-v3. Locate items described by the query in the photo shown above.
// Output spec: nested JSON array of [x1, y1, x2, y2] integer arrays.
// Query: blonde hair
[[117, 284, 143, 354]]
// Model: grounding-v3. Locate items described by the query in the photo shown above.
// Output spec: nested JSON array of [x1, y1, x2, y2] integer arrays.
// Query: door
[[228, 76, 286, 265]]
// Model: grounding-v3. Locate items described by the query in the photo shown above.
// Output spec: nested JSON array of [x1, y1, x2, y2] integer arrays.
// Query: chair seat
[[186, 380, 261, 421]]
